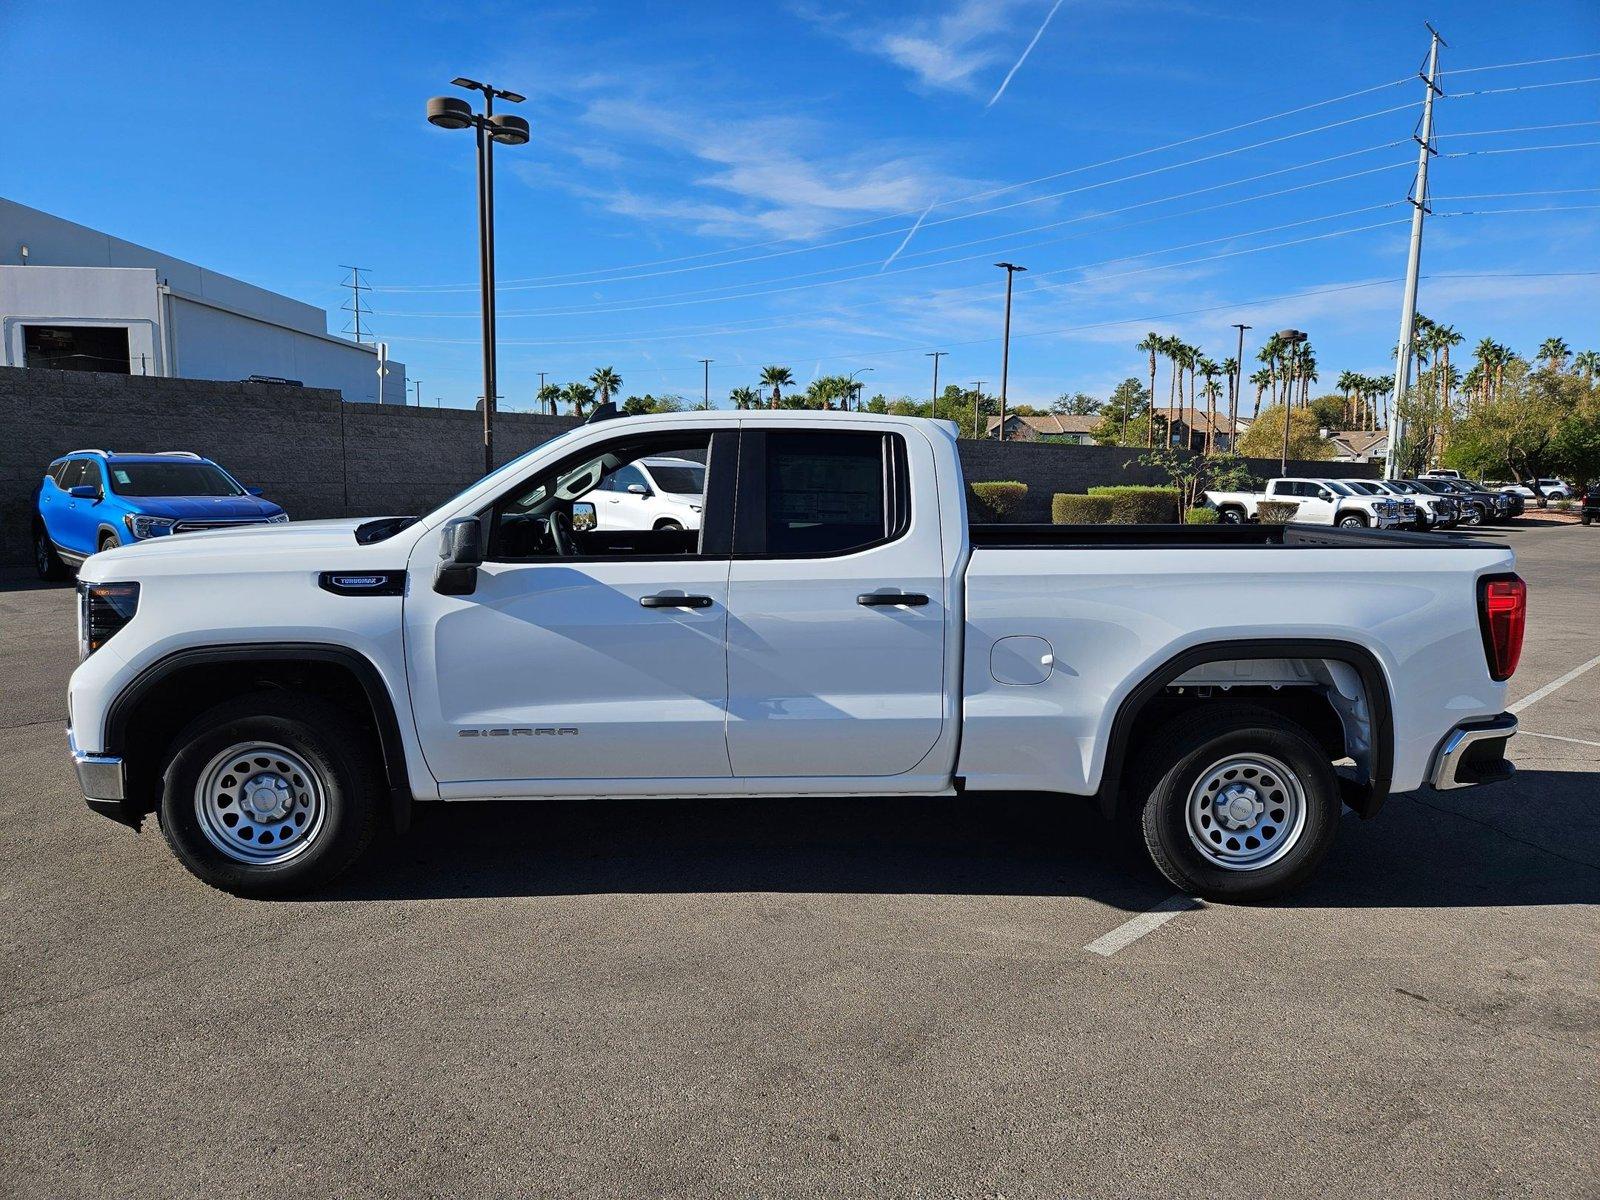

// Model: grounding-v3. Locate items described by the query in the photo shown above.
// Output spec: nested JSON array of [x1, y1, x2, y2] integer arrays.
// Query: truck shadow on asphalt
[[324, 769, 1598, 910]]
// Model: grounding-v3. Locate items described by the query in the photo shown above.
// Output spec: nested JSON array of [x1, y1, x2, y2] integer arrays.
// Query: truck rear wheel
[[1133, 704, 1340, 902], [158, 692, 382, 897]]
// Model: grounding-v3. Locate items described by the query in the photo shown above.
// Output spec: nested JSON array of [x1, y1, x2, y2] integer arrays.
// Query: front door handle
[[640, 593, 714, 609], [857, 591, 929, 607]]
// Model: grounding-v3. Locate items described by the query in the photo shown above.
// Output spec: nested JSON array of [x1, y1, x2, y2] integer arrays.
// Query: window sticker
[[113, 469, 132, 485]]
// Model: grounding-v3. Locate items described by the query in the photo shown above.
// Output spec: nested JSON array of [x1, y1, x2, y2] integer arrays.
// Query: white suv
[[1496, 478, 1571, 501], [587, 455, 705, 531]]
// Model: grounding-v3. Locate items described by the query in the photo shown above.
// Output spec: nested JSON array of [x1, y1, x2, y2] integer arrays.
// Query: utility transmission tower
[[1386, 25, 1445, 480], [340, 266, 375, 344]]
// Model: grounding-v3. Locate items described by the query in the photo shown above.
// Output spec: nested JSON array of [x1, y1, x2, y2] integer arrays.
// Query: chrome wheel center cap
[[244, 774, 292, 821], [1219, 784, 1264, 830]]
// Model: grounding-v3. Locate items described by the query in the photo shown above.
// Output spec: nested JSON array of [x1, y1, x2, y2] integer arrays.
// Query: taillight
[[1477, 574, 1526, 682]]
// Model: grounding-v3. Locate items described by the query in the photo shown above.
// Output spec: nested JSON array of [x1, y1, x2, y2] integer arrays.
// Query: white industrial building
[[0, 198, 405, 403]]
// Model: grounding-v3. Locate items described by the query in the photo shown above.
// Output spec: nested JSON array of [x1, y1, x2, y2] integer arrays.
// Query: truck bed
[[970, 523, 1477, 549]]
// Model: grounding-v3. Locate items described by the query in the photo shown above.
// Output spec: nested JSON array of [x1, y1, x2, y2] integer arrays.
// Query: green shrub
[[1052, 494, 1115, 524], [1086, 484, 1181, 523], [1256, 499, 1300, 525], [969, 481, 1028, 522], [1551, 498, 1572, 512], [1184, 506, 1220, 525]]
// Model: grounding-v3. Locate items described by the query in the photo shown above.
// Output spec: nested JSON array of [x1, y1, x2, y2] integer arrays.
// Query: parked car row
[[1203, 473, 1527, 531], [33, 449, 286, 579]]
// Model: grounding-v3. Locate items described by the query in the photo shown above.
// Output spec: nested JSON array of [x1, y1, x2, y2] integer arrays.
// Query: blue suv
[[34, 450, 288, 579]]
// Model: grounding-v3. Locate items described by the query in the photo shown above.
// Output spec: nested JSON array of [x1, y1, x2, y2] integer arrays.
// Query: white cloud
[[798, 0, 1044, 96]]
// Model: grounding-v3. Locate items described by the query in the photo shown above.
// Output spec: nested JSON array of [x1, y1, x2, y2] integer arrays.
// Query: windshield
[[108, 461, 243, 497], [1340, 480, 1381, 495], [1322, 480, 1354, 496], [648, 464, 704, 495], [1385, 480, 1421, 494]]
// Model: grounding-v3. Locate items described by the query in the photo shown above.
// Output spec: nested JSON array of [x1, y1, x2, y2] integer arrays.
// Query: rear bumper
[[1430, 713, 1517, 790]]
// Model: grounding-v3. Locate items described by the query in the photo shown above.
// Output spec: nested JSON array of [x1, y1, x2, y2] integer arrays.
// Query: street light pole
[[1230, 324, 1250, 442], [1277, 328, 1307, 475], [846, 367, 874, 412], [699, 358, 713, 409], [971, 381, 986, 439], [925, 350, 947, 407], [427, 79, 529, 475], [994, 263, 1026, 441]]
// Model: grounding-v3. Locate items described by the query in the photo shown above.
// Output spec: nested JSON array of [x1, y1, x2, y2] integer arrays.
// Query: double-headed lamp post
[[427, 79, 529, 475], [1276, 328, 1307, 475]]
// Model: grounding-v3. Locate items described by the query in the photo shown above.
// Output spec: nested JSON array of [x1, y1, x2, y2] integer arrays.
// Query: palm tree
[[1257, 334, 1284, 406], [1574, 349, 1600, 387], [1336, 370, 1359, 427], [1249, 368, 1271, 419], [561, 381, 597, 417], [729, 386, 760, 409], [1196, 358, 1220, 452], [759, 365, 794, 410], [589, 366, 622, 408], [1221, 356, 1239, 435], [1137, 332, 1162, 448], [1473, 337, 1499, 404], [1537, 337, 1571, 372], [536, 382, 562, 415]]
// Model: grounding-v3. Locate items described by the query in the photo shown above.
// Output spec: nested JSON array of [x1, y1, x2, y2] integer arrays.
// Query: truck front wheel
[[158, 692, 382, 897], [1134, 704, 1340, 901]]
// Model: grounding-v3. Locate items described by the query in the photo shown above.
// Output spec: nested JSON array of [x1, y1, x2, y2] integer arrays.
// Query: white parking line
[[1509, 653, 1600, 715], [1518, 730, 1600, 749], [1085, 893, 1201, 957]]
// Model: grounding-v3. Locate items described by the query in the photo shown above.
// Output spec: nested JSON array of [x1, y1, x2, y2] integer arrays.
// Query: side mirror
[[572, 501, 597, 532], [626, 482, 650, 495], [245, 486, 264, 496], [433, 516, 484, 596], [69, 485, 99, 500]]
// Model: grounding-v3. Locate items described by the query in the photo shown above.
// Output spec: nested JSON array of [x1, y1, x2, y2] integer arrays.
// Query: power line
[[1441, 51, 1600, 75], [1433, 120, 1600, 139], [1441, 139, 1600, 157], [378, 143, 1413, 320], [373, 77, 1417, 292], [1451, 76, 1600, 98], [1430, 187, 1600, 200]]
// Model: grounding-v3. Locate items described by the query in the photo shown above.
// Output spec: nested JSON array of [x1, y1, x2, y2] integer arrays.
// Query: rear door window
[[736, 431, 908, 557]]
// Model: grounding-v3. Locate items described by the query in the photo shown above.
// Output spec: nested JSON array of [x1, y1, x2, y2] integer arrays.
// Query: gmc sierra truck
[[68, 411, 1524, 901]]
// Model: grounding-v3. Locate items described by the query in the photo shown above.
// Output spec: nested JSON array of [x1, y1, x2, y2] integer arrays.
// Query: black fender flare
[[104, 642, 415, 830], [1094, 637, 1394, 820]]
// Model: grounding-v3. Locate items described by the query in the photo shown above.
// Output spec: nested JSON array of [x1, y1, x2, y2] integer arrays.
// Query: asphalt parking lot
[[2, 523, 1596, 1199]]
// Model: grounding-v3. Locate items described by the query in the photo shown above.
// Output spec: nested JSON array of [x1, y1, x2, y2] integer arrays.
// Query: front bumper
[[67, 726, 139, 827], [1430, 713, 1517, 790]]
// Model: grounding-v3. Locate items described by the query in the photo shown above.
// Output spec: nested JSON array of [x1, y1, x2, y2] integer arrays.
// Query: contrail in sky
[[987, 0, 1066, 109], [881, 200, 937, 270]]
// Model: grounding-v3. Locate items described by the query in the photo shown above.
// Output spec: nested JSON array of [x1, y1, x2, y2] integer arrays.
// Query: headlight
[[78, 581, 139, 660], [123, 514, 175, 539], [267, 512, 290, 524]]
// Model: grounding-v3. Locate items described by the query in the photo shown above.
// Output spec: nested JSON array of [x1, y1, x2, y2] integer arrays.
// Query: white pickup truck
[[68, 411, 1524, 902], [1206, 478, 1408, 528]]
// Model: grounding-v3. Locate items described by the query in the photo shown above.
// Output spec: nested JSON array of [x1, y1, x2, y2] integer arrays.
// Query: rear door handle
[[640, 593, 714, 609], [857, 591, 929, 607]]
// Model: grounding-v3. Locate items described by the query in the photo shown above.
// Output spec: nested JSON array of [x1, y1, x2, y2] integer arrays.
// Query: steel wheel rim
[[1186, 752, 1308, 871], [194, 741, 327, 865]]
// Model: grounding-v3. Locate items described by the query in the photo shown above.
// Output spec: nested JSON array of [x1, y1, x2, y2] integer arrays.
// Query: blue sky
[[3, 0, 1597, 409]]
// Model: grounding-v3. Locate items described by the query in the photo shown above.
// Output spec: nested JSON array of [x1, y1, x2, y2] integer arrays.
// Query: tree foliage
[[1233, 404, 1334, 461]]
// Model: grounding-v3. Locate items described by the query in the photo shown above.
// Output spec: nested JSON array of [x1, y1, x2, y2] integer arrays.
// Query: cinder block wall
[[0, 367, 1381, 565]]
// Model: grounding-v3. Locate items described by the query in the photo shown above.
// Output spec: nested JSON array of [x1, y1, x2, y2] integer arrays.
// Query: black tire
[[653, 518, 684, 531], [97, 531, 119, 554], [1582, 513, 1592, 526], [1218, 506, 1246, 525], [158, 692, 382, 897], [33, 525, 68, 581], [1337, 512, 1367, 528], [1133, 703, 1341, 902], [1460, 505, 1483, 527]]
